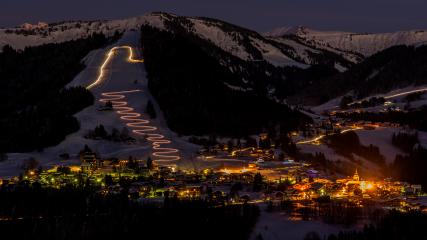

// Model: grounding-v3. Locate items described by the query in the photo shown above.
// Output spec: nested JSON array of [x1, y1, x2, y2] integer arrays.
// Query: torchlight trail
[[100, 91, 180, 164], [383, 87, 427, 99], [87, 46, 144, 90], [86, 45, 180, 164]]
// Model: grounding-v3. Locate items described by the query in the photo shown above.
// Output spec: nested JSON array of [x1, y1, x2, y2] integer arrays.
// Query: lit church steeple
[[353, 169, 360, 181]]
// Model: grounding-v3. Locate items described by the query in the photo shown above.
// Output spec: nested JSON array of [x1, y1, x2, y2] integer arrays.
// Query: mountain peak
[[264, 26, 308, 37]]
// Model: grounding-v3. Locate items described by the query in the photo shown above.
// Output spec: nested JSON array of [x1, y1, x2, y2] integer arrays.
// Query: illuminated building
[[80, 150, 102, 170], [353, 169, 360, 181]]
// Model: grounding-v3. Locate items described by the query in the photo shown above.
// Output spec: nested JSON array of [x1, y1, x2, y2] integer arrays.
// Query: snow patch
[[189, 18, 251, 60], [250, 36, 308, 68]]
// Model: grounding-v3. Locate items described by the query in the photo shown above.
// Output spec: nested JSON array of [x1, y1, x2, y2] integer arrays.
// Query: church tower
[[353, 169, 360, 182]]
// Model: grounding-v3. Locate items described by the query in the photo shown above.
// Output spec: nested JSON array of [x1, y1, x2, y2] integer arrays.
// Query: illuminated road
[[348, 87, 427, 106], [86, 45, 180, 165], [296, 127, 363, 145], [383, 87, 427, 99]]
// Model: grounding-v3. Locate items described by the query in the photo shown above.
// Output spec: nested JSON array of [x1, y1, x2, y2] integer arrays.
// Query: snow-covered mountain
[[0, 14, 164, 51], [3, 13, 427, 68], [3, 12, 427, 105], [0, 13, 353, 70], [266, 26, 427, 58], [153, 14, 355, 69]]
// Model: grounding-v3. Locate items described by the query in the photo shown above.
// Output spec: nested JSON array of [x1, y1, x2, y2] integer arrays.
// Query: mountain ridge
[[2, 12, 427, 106], [266, 26, 427, 57]]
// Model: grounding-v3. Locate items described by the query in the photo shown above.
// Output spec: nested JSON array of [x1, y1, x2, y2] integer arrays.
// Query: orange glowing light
[[87, 46, 144, 90]]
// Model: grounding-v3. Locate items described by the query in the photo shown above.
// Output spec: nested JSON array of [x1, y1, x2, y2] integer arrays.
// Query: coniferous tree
[[146, 156, 153, 170], [145, 100, 157, 119], [105, 100, 113, 109], [253, 173, 264, 192]]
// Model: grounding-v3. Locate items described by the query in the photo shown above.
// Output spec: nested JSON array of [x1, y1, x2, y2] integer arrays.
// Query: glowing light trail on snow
[[86, 45, 180, 164]]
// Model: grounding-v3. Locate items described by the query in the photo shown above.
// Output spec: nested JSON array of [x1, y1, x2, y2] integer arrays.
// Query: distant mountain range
[[2, 12, 427, 107], [3, 13, 427, 65], [265, 26, 427, 56]]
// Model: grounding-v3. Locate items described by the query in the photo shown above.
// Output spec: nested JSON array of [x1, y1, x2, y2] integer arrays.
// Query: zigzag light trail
[[86, 45, 180, 164]]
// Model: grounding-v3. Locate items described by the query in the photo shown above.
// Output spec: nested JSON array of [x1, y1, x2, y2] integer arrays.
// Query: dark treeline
[[145, 100, 157, 119], [335, 106, 427, 131], [392, 131, 419, 152], [85, 124, 135, 142], [0, 183, 259, 240], [393, 146, 427, 191], [340, 96, 386, 110], [306, 211, 427, 240], [141, 25, 311, 137], [297, 45, 427, 104], [390, 132, 427, 191], [0, 32, 121, 152], [324, 131, 385, 166]]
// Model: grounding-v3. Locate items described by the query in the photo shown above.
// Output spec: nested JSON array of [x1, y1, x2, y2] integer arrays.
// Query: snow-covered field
[[1, 31, 200, 178], [297, 125, 427, 179], [356, 127, 404, 164], [249, 36, 308, 68], [298, 141, 382, 178], [419, 131, 427, 149]]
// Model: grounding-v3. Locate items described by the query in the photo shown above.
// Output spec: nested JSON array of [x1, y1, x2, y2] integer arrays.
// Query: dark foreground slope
[[141, 25, 311, 136], [0, 183, 259, 240], [0, 33, 120, 153]]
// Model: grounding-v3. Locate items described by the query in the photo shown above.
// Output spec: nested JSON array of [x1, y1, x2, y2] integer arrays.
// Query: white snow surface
[[189, 18, 251, 60], [356, 127, 404, 164], [298, 142, 382, 177], [249, 36, 308, 68], [186, 18, 309, 67], [268, 37, 321, 64]]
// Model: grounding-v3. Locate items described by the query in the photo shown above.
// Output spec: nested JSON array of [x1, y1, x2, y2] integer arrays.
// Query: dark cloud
[[1, 0, 426, 32]]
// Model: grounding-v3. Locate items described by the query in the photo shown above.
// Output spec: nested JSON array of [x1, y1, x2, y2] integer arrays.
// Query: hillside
[[0, 15, 165, 51], [0, 33, 118, 152], [0, 13, 354, 71], [3, 12, 427, 108], [291, 44, 427, 105], [141, 24, 312, 136]]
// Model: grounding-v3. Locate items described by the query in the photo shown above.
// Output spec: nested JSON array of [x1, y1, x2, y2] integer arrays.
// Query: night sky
[[2, 0, 427, 32]]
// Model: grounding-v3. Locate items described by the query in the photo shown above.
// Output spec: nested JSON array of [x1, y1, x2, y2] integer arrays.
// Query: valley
[[1, 11, 427, 240]]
